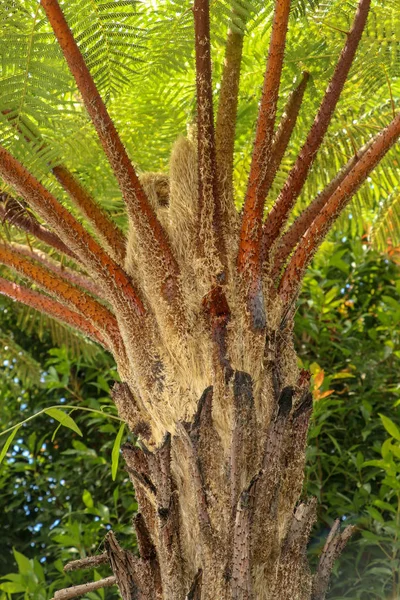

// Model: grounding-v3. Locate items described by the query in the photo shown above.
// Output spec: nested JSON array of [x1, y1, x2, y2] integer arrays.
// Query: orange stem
[[0, 193, 77, 260], [0, 242, 113, 325], [0, 146, 145, 317], [0, 241, 124, 353], [278, 111, 400, 303], [237, 0, 291, 326], [271, 139, 371, 280], [263, 0, 371, 258], [40, 0, 180, 306], [2, 110, 125, 264], [263, 72, 310, 202], [0, 276, 107, 348], [53, 165, 126, 265], [194, 0, 226, 270], [215, 26, 245, 212], [11, 244, 100, 298]]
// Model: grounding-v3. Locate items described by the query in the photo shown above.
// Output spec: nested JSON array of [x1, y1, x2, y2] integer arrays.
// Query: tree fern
[[1, 0, 400, 597], [371, 188, 400, 252]]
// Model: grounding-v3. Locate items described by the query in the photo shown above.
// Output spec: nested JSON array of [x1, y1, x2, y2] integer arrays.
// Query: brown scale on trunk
[[54, 368, 351, 599]]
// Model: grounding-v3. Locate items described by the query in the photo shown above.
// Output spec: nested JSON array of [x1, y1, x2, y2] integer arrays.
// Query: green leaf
[[111, 423, 125, 481], [308, 423, 322, 440], [96, 503, 110, 523], [327, 433, 342, 456], [51, 534, 80, 548], [45, 408, 82, 437], [93, 569, 105, 599], [0, 582, 26, 593], [382, 296, 400, 310], [0, 427, 21, 465], [1, 574, 23, 583], [379, 414, 400, 441], [363, 459, 388, 469], [391, 444, 400, 459], [356, 451, 364, 470], [331, 372, 355, 379], [374, 500, 396, 514], [330, 253, 349, 273], [367, 507, 384, 523], [82, 489, 94, 508], [33, 558, 45, 582], [381, 438, 393, 459], [361, 530, 381, 542], [13, 549, 32, 575]]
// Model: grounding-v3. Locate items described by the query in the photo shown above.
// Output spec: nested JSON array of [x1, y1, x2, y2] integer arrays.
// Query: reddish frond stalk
[[0, 241, 124, 354], [53, 165, 126, 265], [2, 110, 125, 264], [270, 138, 371, 280], [40, 0, 181, 308], [0, 192, 77, 260], [194, 0, 226, 271], [215, 26, 245, 210], [0, 276, 107, 348], [237, 0, 291, 326], [263, 71, 310, 201], [262, 0, 371, 258], [202, 284, 232, 378], [11, 244, 100, 298], [278, 111, 400, 304], [0, 146, 145, 317], [258, 71, 310, 269]]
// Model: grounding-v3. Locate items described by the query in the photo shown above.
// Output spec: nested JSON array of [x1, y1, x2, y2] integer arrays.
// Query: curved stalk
[[0, 146, 145, 317], [40, 0, 181, 310], [0, 193, 77, 260]]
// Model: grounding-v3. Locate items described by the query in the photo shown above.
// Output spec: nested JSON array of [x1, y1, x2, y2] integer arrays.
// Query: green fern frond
[[13, 302, 104, 363], [0, 330, 42, 387], [371, 188, 400, 252]]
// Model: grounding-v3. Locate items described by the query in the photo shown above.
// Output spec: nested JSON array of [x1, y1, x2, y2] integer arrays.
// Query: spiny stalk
[[194, 0, 227, 273], [0, 242, 123, 353], [0, 146, 145, 317], [237, 0, 291, 328], [40, 0, 182, 312], [53, 164, 126, 265], [0, 193, 77, 261], [262, 0, 371, 259], [279, 111, 400, 303], [0, 277, 107, 348]]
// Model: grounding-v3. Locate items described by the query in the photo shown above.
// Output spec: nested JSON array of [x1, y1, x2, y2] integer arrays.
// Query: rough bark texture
[[107, 351, 352, 600], [51, 346, 353, 600]]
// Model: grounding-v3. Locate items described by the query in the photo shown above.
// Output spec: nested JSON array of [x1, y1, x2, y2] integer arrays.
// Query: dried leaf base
[[56, 358, 353, 600]]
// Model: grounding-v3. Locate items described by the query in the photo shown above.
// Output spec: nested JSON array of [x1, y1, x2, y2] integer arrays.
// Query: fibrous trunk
[[107, 323, 351, 600]]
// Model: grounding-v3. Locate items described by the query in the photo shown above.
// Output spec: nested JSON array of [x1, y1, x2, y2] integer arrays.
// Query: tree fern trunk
[[108, 337, 351, 600]]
